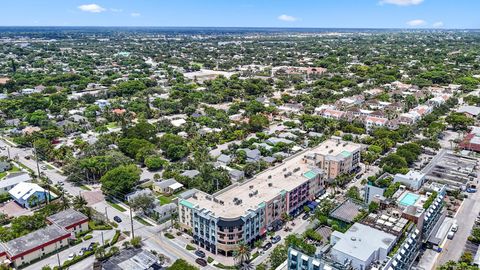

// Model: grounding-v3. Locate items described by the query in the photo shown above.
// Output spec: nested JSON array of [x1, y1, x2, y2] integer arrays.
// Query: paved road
[[251, 214, 313, 267], [436, 190, 480, 266], [24, 230, 116, 270], [0, 139, 203, 269]]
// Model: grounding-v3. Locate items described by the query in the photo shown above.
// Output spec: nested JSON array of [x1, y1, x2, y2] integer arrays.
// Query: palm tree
[[234, 242, 251, 267], [28, 194, 40, 208], [240, 262, 254, 270], [72, 195, 88, 210], [59, 193, 70, 210], [95, 246, 106, 260]]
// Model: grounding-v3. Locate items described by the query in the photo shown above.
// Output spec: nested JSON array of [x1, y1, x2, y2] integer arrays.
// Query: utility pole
[[105, 206, 108, 220], [101, 231, 105, 246], [6, 147, 10, 160], [55, 242, 62, 270], [32, 142, 41, 178], [129, 206, 135, 239]]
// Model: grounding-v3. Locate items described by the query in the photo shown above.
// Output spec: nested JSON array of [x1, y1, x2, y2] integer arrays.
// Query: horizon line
[[0, 25, 479, 31]]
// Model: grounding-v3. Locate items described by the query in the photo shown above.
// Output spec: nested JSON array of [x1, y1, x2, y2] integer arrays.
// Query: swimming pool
[[399, 192, 420, 206]]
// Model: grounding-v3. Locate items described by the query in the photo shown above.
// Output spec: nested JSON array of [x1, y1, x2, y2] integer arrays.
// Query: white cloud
[[278, 14, 298, 22], [131, 12, 141, 17], [433, 21, 444, 28], [380, 0, 424, 6], [407, 19, 426, 27], [78, 4, 106, 13], [110, 8, 123, 13]]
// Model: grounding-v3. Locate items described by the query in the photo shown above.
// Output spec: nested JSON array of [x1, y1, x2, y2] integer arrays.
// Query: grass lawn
[[16, 162, 34, 174], [0, 165, 23, 179], [107, 201, 127, 212], [79, 185, 92, 191], [106, 122, 118, 129], [157, 194, 173, 205], [134, 216, 152, 226]]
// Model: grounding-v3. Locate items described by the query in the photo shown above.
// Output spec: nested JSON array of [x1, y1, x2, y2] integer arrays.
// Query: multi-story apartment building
[[178, 145, 329, 257], [303, 139, 362, 180]]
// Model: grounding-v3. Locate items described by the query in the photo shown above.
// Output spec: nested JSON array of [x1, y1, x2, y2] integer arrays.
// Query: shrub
[[164, 232, 175, 239], [111, 230, 121, 245], [207, 257, 214, 263], [186, 244, 196, 251], [83, 235, 93, 240]]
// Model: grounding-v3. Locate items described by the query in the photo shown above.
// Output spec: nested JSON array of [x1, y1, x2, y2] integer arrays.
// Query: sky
[[0, 0, 479, 29]]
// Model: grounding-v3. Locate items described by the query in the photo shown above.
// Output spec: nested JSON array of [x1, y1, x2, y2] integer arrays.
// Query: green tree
[[234, 242, 251, 266], [248, 114, 269, 132], [268, 244, 288, 270], [167, 259, 198, 270], [144, 156, 168, 171], [129, 194, 155, 215], [100, 165, 141, 198]]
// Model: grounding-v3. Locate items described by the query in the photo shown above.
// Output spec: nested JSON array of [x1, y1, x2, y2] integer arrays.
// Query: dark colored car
[[87, 242, 95, 251], [271, 235, 281, 244], [263, 242, 272, 251], [113, 216, 122, 223], [195, 258, 208, 267], [302, 214, 310, 220], [195, 250, 206, 258], [356, 174, 363, 179]]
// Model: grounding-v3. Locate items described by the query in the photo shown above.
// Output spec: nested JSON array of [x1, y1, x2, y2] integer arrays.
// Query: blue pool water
[[399, 193, 420, 206]]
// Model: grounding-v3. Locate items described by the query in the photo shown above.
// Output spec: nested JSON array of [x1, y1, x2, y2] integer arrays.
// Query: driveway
[[0, 200, 31, 217]]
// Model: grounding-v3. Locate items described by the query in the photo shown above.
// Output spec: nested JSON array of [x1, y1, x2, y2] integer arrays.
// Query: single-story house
[[150, 202, 177, 223], [216, 154, 232, 164], [125, 189, 153, 202], [181, 170, 200, 178], [0, 161, 12, 173], [237, 148, 262, 162], [0, 172, 32, 194], [152, 179, 184, 195]]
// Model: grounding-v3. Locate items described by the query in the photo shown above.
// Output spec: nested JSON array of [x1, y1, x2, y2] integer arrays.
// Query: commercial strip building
[[3, 225, 71, 267], [176, 140, 363, 256], [0, 209, 88, 267], [46, 208, 89, 234]]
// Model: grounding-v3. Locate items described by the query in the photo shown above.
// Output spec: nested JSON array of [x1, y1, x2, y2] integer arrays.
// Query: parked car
[[302, 214, 310, 220], [355, 174, 363, 179], [195, 250, 206, 258], [87, 243, 95, 251], [451, 223, 458, 232], [78, 250, 84, 256], [68, 253, 76, 260], [271, 235, 281, 244], [263, 242, 272, 251], [113, 216, 122, 223], [447, 231, 455, 240], [195, 258, 207, 267], [41, 165, 48, 170]]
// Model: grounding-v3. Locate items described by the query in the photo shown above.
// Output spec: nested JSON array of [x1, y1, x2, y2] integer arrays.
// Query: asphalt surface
[[0, 138, 203, 269], [436, 190, 480, 266]]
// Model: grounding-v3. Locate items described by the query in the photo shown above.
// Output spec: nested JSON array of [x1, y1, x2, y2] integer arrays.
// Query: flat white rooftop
[[184, 139, 361, 219]]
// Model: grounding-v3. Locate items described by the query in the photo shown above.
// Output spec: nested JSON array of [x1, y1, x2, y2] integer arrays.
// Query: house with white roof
[[9, 182, 50, 208], [0, 173, 32, 194]]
